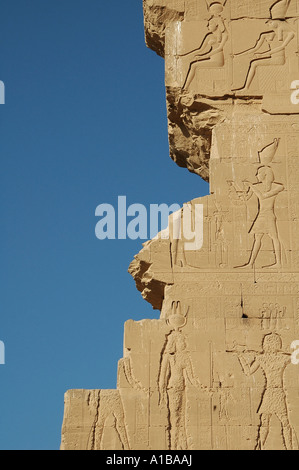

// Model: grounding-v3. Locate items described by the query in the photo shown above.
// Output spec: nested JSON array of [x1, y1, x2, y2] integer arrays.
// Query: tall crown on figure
[[270, 0, 291, 20], [258, 138, 280, 165]]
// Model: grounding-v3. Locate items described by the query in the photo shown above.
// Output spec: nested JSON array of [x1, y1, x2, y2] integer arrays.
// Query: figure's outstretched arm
[[238, 355, 259, 376], [227, 344, 260, 376], [234, 34, 267, 57], [258, 31, 295, 57], [185, 360, 201, 388], [121, 357, 147, 393], [185, 359, 211, 393], [229, 181, 253, 201], [179, 34, 212, 57]]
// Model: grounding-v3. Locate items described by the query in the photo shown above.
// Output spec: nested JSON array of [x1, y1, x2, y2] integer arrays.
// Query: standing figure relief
[[242, 166, 284, 268], [229, 333, 297, 451], [158, 330, 211, 449], [88, 391, 130, 451], [158, 302, 212, 450], [229, 139, 285, 269]]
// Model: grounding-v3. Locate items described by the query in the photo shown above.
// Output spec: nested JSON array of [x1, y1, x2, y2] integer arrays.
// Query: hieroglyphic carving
[[260, 302, 286, 330], [218, 383, 236, 422]]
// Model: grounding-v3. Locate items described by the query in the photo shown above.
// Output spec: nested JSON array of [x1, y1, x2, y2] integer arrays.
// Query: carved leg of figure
[[256, 414, 270, 450], [233, 59, 272, 92], [183, 61, 198, 90], [263, 236, 282, 268], [235, 234, 263, 268], [114, 405, 130, 450], [178, 392, 188, 450], [169, 389, 186, 450], [278, 413, 293, 450], [234, 57, 285, 92], [232, 61, 258, 91], [183, 59, 210, 90], [94, 414, 106, 450], [249, 234, 263, 266], [240, 60, 260, 91]]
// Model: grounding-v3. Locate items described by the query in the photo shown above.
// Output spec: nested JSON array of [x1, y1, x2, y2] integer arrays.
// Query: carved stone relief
[[61, 0, 299, 450]]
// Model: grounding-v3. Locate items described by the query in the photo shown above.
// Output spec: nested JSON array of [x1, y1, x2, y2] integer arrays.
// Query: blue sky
[[0, 0, 209, 449]]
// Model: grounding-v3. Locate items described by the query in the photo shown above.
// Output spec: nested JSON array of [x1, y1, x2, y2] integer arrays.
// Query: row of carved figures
[[182, 0, 295, 92], [88, 301, 298, 451]]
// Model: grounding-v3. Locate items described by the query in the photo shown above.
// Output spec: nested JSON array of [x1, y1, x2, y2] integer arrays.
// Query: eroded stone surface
[[61, 0, 299, 450]]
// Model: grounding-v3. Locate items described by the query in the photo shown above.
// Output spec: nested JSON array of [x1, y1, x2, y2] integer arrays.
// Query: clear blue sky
[[0, 0, 209, 449]]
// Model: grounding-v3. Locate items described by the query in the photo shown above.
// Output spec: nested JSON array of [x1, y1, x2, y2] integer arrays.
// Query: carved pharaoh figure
[[232, 334, 297, 450], [242, 166, 284, 268], [230, 139, 285, 269], [233, 18, 295, 92]]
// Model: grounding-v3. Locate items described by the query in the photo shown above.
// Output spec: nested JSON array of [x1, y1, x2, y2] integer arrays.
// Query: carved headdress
[[270, 0, 291, 20], [258, 138, 280, 165], [205, 0, 227, 16], [167, 301, 189, 331]]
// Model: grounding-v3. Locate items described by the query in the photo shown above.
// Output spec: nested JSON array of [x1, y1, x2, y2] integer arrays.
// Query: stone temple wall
[[61, 0, 299, 451]]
